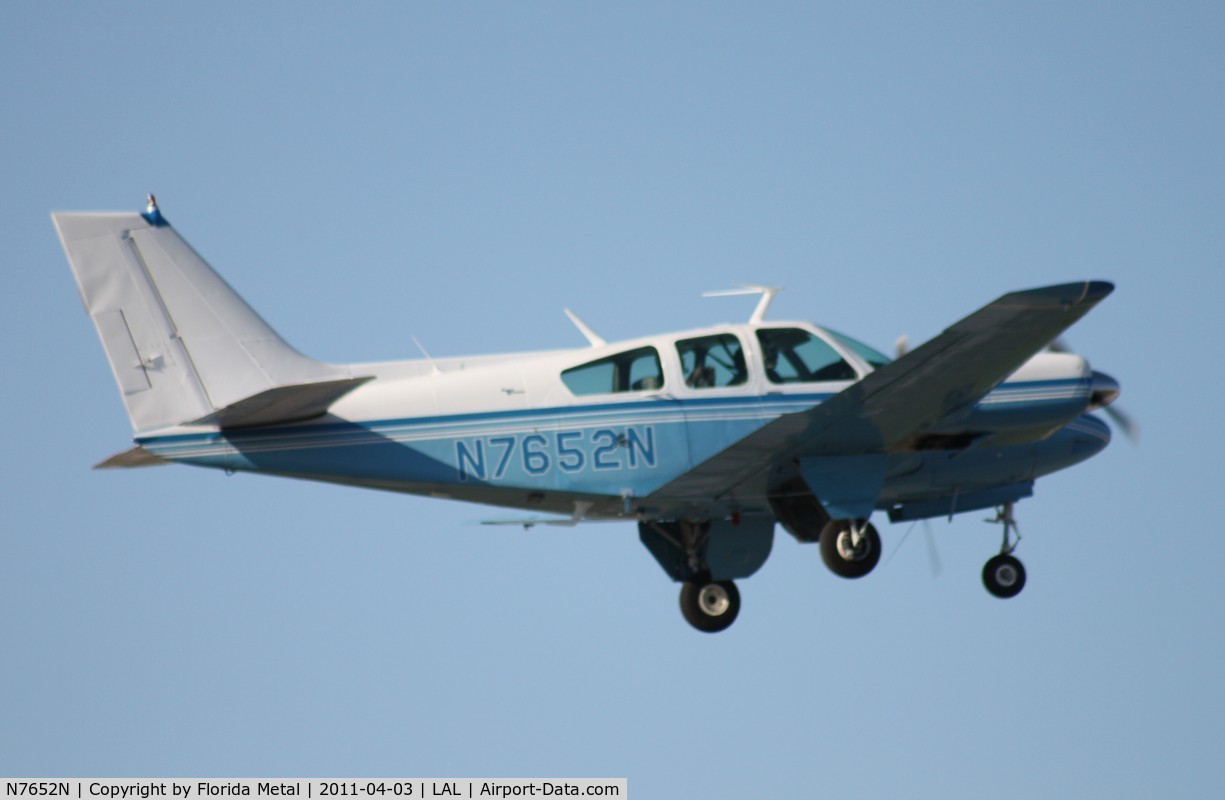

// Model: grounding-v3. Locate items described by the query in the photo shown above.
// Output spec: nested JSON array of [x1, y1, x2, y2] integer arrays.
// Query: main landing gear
[[982, 502, 1026, 598], [820, 519, 881, 579], [647, 519, 748, 633], [679, 574, 741, 633]]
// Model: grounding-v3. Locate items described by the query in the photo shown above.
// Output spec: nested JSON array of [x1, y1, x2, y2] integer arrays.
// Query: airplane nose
[[1068, 413, 1112, 457], [1088, 370, 1121, 410], [1089, 369, 1140, 443]]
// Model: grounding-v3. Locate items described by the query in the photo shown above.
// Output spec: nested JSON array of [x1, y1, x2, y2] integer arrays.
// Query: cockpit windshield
[[824, 329, 892, 369]]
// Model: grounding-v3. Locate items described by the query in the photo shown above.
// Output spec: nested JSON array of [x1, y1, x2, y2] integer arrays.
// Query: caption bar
[[2, 782, 625, 800]]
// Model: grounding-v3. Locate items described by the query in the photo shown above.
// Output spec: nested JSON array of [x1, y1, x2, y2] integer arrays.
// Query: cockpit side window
[[676, 333, 748, 389], [756, 328, 855, 384], [561, 346, 664, 396]]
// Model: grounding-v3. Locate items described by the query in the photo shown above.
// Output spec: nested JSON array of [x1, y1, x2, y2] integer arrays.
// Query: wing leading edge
[[649, 281, 1114, 511]]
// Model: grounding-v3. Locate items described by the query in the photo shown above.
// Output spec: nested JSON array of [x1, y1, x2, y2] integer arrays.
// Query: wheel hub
[[836, 530, 869, 562], [698, 583, 731, 616], [994, 563, 1018, 587]]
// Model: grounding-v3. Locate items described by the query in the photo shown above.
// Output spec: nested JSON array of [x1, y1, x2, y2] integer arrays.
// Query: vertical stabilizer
[[54, 201, 351, 433]]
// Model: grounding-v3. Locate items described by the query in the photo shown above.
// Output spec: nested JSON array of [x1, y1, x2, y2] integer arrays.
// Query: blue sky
[[3, 2, 1223, 796]]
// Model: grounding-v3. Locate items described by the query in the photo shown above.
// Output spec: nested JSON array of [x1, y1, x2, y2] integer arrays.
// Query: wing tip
[[94, 445, 168, 469], [1003, 280, 1114, 309], [1084, 280, 1114, 302]]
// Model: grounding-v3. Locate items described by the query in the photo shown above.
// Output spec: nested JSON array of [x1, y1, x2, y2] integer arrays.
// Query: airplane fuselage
[[134, 321, 1109, 522]]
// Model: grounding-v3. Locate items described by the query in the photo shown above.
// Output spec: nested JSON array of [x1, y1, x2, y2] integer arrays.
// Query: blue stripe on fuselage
[[136, 379, 1088, 495]]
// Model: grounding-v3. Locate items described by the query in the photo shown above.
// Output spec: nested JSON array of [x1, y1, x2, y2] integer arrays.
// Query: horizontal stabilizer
[[94, 445, 168, 469], [188, 376, 374, 429], [479, 516, 578, 529], [480, 500, 597, 528]]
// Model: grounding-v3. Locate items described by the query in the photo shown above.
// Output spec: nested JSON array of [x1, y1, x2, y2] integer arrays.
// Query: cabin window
[[756, 328, 855, 383], [676, 333, 748, 389], [561, 346, 664, 396], [825, 328, 892, 369]]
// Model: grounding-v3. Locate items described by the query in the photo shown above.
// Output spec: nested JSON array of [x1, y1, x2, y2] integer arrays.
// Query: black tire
[[983, 554, 1026, 598], [679, 578, 741, 633], [819, 520, 882, 579]]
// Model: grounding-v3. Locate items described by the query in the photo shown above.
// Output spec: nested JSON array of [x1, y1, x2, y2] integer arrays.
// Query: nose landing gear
[[983, 502, 1026, 598]]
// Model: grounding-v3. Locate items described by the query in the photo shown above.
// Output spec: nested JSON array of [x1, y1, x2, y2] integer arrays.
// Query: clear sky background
[[3, 2, 1222, 797]]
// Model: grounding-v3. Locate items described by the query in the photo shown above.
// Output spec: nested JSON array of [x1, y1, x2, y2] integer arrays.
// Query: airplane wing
[[650, 281, 1114, 509]]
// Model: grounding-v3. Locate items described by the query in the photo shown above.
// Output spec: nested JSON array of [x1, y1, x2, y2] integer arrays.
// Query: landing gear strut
[[983, 502, 1026, 598], [645, 519, 745, 633]]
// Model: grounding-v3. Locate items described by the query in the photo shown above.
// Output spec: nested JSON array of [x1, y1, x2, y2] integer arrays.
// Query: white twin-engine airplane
[[55, 197, 1127, 632]]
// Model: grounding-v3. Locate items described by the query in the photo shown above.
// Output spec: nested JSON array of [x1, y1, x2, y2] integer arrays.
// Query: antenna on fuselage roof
[[702, 284, 783, 324], [563, 308, 607, 348], [411, 336, 441, 375]]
